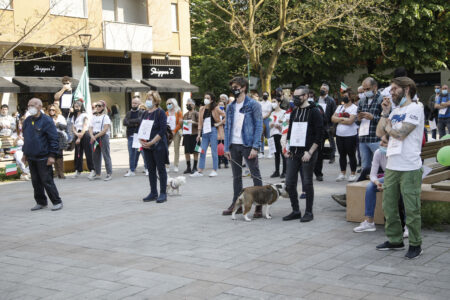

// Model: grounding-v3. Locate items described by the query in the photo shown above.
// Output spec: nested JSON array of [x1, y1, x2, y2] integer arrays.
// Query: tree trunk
[[260, 73, 272, 95]]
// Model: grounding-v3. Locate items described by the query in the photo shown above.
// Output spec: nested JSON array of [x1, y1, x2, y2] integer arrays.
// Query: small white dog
[[167, 176, 186, 195]]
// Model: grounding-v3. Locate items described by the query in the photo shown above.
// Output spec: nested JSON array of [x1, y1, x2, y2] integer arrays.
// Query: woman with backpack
[[89, 100, 113, 181], [140, 91, 169, 203], [47, 104, 67, 179]]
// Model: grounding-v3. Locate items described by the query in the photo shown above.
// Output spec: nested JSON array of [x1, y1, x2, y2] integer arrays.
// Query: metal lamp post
[[78, 33, 92, 71]]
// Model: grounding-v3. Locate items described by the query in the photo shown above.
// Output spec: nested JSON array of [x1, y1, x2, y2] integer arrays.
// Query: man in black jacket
[[314, 84, 337, 181], [123, 95, 145, 177], [283, 86, 323, 223], [22, 98, 63, 211]]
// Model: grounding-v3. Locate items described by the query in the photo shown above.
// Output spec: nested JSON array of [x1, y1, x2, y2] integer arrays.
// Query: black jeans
[[230, 144, 262, 205], [314, 130, 327, 177], [144, 141, 168, 196], [273, 134, 286, 173], [74, 132, 94, 172], [28, 159, 62, 206], [336, 135, 357, 173], [286, 151, 318, 214]]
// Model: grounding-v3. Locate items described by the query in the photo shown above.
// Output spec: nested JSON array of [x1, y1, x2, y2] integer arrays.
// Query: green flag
[[73, 66, 91, 115]]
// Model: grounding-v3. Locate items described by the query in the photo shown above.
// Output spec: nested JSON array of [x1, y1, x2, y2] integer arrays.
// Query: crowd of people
[[2, 68, 449, 260]]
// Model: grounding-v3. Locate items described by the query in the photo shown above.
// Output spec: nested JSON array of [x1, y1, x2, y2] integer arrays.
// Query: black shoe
[[282, 211, 301, 221], [156, 194, 167, 203], [316, 176, 323, 181], [405, 245, 423, 259], [143, 193, 158, 202], [300, 212, 314, 222], [357, 168, 362, 174], [376, 241, 405, 251], [183, 167, 191, 174], [280, 172, 285, 179], [331, 194, 347, 207], [329, 157, 335, 164], [299, 192, 306, 199], [270, 171, 280, 178], [191, 167, 198, 175]]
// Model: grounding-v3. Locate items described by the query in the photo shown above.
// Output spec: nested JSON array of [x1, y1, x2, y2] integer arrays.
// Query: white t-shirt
[[386, 102, 424, 171], [335, 104, 358, 137], [260, 100, 272, 118], [90, 114, 111, 136], [269, 109, 285, 136], [72, 112, 89, 132], [54, 115, 67, 126], [232, 101, 244, 145]]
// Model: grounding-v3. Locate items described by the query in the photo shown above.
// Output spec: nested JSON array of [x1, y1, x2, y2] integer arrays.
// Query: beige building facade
[[0, 0, 197, 137]]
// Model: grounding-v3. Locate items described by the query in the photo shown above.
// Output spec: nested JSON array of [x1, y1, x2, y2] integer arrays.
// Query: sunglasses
[[49, 109, 56, 111], [95, 105, 103, 107]]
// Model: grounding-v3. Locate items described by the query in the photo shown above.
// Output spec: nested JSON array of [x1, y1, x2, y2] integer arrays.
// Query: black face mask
[[186, 105, 193, 110], [232, 88, 241, 98], [131, 107, 138, 111], [320, 90, 326, 96], [293, 96, 303, 107], [262, 95, 268, 101], [74, 108, 80, 113], [342, 97, 350, 104]]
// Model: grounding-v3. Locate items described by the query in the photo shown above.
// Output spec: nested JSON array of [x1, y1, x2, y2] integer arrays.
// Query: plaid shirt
[[357, 92, 382, 143]]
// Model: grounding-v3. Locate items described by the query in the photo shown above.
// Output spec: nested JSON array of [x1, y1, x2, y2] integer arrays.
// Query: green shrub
[[421, 201, 450, 230], [0, 167, 22, 182]]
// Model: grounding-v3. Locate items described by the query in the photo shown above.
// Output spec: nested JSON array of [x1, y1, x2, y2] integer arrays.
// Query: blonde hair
[[146, 90, 162, 107], [167, 98, 181, 112], [46, 104, 61, 118]]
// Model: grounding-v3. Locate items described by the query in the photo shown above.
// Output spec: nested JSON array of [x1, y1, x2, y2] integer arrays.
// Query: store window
[[50, 0, 87, 18], [0, 0, 12, 9], [102, 0, 147, 25], [171, 3, 178, 32]]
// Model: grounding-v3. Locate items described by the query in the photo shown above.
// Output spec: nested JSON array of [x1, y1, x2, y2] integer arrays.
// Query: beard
[[392, 89, 405, 106]]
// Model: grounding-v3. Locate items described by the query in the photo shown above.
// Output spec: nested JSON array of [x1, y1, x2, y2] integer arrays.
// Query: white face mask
[[308, 97, 314, 102], [204, 99, 211, 106], [271, 102, 278, 109], [28, 107, 38, 116], [358, 93, 366, 101]]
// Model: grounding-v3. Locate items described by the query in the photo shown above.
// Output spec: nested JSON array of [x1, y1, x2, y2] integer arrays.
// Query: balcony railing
[[103, 21, 153, 52]]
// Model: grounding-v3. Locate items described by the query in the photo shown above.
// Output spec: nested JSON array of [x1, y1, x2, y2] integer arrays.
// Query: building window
[[171, 3, 178, 32], [0, 0, 12, 9], [50, 0, 87, 18], [102, 0, 147, 25]]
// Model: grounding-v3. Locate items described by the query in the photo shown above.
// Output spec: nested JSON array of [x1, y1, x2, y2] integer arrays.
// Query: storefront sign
[[15, 60, 72, 77], [142, 65, 181, 79]]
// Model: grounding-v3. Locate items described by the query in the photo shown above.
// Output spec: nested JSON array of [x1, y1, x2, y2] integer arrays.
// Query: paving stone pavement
[[0, 138, 449, 300]]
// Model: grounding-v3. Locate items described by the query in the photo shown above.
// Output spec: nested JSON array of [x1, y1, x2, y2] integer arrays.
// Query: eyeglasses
[[95, 105, 102, 107]]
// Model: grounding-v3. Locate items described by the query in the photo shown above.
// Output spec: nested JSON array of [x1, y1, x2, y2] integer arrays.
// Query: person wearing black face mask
[[123, 95, 146, 177], [182, 98, 199, 174], [283, 86, 323, 223], [314, 83, 337, 182]]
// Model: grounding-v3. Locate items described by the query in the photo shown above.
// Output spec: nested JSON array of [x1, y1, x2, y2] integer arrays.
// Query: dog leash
[[227, 156, 275, 186]]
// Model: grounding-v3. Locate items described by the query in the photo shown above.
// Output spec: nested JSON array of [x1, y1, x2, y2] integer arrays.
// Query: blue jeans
[[359, 142, 380, 170], [199, 127, 218, 170], [260, 118, 271, 153], [365, 177, 384, 217], [127, 136, 148, 171]]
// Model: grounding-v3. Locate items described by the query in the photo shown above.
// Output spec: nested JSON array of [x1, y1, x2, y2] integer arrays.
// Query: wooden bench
[[347, 139, 450, 225]]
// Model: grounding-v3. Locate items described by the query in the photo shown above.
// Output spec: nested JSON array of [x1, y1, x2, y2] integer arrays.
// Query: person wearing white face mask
[[268, 98, 286, 178], [357, 77, 383, 179], [260, 92, 273, 158], [165, 98, 183, 173], [191, 93, 225, 177], [434, 84, 450, 138]]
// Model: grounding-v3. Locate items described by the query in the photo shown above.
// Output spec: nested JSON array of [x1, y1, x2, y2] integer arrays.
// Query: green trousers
[[382, 168, 423, 246]]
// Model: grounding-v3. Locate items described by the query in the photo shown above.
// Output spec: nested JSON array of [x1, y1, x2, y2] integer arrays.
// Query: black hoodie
[[287, 103, 323, 155]]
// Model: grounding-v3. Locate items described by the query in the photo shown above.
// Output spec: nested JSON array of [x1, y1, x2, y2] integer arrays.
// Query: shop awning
[[141, 79, 199, 93], [12, 77, 79, 93], [0, 77, 20, 93], [90, 79, 149, 92]]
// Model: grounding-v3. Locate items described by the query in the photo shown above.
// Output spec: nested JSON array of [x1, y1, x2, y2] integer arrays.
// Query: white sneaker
[[174, 166, 179, 173], [258, 153, 264, 159], [124, 170, 135, 177], [353, 220, 376, 233], [243, 169, 251, 177], [20, 174, 30, 181], [190, 171, 203, 177], [89, 174, 101, 181], [403, 226, 409, 239], [209, 170, 218, 177], [348, 174, 357, 182], [104, 174, 112, 181], [72, 170, 81, 178], [87, 170, 96, 180], [145, 170, 149, 176], [336, 174, 346, 182], [267, 153, 274, 159]]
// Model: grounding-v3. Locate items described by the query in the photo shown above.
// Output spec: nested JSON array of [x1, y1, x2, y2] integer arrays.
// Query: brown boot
[[222, 203, 242, 215], [253, 205, 263, 218]]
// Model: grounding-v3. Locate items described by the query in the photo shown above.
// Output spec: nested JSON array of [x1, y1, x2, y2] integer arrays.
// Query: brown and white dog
[[167, 176, 186, 195], [231, 183, 289, 221]]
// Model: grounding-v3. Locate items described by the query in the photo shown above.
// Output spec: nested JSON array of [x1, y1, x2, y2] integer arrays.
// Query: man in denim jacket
[[222, 77, 264, 217]]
